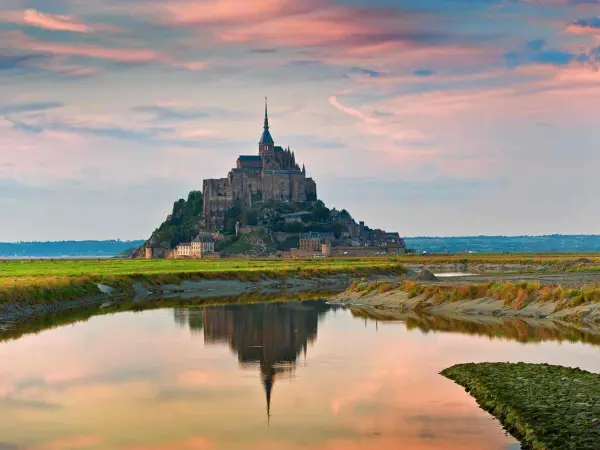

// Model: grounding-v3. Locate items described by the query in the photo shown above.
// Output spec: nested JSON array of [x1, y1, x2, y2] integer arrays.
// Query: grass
[[0, 258, 407, 305], [442, 363, 600, 450], [351, 280, 600, 311], [3, 253, 600, 307]]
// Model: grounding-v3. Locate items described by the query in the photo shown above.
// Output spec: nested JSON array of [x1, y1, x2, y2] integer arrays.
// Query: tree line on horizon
[[2, 235, 600, 257]]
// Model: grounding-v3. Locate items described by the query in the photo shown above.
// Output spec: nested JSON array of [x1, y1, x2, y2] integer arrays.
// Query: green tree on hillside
[[148, 190, 204, 248]]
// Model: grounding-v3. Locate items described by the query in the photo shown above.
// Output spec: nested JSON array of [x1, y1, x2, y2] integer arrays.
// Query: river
[[1, 300, 599, 450]]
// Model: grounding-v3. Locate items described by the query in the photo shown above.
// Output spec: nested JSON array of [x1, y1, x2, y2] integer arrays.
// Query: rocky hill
[[134, 191, 204, 256], [136, 190, 399, 257]]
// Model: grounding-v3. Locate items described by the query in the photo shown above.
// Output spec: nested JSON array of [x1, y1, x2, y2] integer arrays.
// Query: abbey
[[203, 101, 317, 230]]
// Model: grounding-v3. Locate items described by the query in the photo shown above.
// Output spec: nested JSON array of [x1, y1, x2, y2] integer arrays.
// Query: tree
[[312, 203, 331, 222]]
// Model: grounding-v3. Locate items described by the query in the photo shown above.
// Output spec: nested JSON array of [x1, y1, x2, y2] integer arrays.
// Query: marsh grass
[[353, 279, 600, 310], [442, 363, 600, 450], [0, 258, 407, 305]]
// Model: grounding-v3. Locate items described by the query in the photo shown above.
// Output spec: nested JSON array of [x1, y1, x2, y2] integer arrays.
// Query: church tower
[[259, 98, 274, 159]]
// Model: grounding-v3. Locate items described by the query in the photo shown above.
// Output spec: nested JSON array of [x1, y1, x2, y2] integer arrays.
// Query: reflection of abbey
[[203, 100, 317, 230], [173, 302, 336, 422]]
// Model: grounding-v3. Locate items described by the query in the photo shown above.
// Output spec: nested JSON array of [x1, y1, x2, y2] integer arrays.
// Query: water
[[1, 301, 599, 450], [434, 272, 477, 277]]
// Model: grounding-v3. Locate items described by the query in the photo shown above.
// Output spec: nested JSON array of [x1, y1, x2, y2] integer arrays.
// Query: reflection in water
[[1, 300, 600, 450], [349, 307, 600, 345], [174, 301, 339, 422]]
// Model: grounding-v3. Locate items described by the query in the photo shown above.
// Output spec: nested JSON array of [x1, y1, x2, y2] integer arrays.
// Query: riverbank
[[0, 272, 397, 327], [332, 277, 600, 326], [442, 362, 600, 450], [4, 256, 600, 328]]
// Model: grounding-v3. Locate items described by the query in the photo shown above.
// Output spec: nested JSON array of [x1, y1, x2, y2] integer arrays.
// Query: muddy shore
[[0, 274, 397, 328], [332, 271, 600, 327]]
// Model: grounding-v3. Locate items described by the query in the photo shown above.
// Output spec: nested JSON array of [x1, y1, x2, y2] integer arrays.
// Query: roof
[[300, 232, 335, 240], [260, 129, 274, 145], [274, 146, 284, 153], [193, 235, 213, 243], [238, 155, 262, 162], [263, 169, 302, 175]]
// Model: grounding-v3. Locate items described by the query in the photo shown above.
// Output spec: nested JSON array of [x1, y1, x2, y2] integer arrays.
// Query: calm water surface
[[1, 301, 599, 450]]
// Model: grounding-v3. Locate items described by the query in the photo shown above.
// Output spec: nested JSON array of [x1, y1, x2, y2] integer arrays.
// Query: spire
[[259, 97, 274, 146], [262, 372, 274, 427], [264, 97, 269, 130]]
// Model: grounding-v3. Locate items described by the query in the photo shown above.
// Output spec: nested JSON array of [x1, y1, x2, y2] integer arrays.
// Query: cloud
[[132, 105, 210, 122], [0, 9, 118, 33], [0, 101, 64, 115], [1, 30, 209, 70], [349, 67, 384, 78], [0, 54, 37, 70], [142, 0, 468, 52], [565, 16, 600, 35], [413, 69, 434, 77], [505, 38, 587, 67]]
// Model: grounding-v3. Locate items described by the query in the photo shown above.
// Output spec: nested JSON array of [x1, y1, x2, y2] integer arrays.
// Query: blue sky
[[1, 0, 599, 240]]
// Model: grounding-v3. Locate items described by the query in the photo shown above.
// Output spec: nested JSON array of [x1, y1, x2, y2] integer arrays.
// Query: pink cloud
[[1, 30, 209, 69], [1, 9, 119, 33], [145, 0, 443, 52], [565, 18, 600, 36], [158, 0, 299, 25]]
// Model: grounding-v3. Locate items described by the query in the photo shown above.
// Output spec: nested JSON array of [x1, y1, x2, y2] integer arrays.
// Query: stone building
[[299, 232, 334, 253], [191, 235, 215, 256], [175, 235, 215, 258], [175, 242, 192, 258], [203, 100, 317, 230]]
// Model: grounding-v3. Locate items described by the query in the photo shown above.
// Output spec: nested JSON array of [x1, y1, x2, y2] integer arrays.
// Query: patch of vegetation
[[355, 280, 600, 311], [143, 190, 204, 250], [0, 258, 407, 306], [442, 362, 600, 450], [219, 230, 278, 256]]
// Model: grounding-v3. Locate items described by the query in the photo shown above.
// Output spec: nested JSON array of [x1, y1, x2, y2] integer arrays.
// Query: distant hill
[[2, 235, 600, 258], [404, 235, 600, 254], [0, 240, 145, 258]]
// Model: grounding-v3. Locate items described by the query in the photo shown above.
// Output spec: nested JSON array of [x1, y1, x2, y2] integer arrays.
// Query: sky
[[1, 0, 599, 241]]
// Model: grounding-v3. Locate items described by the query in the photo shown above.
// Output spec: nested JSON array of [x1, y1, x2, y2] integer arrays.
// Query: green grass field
[[0, 257, 407, 304], [3, 253, 600, 284], [2, 254, 600, 306], [0, 257, 407, 285]]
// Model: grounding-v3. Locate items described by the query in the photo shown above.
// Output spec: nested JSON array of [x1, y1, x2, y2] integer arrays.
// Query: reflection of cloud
[[123, 437, 213, 450], [0, 444, 22, 450], [32, 435, 103, 450], [0, 397, 61, 411]]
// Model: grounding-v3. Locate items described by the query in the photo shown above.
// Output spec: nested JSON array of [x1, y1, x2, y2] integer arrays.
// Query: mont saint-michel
[[141, 101, 406, 259], [202, 100, 317, 230]]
